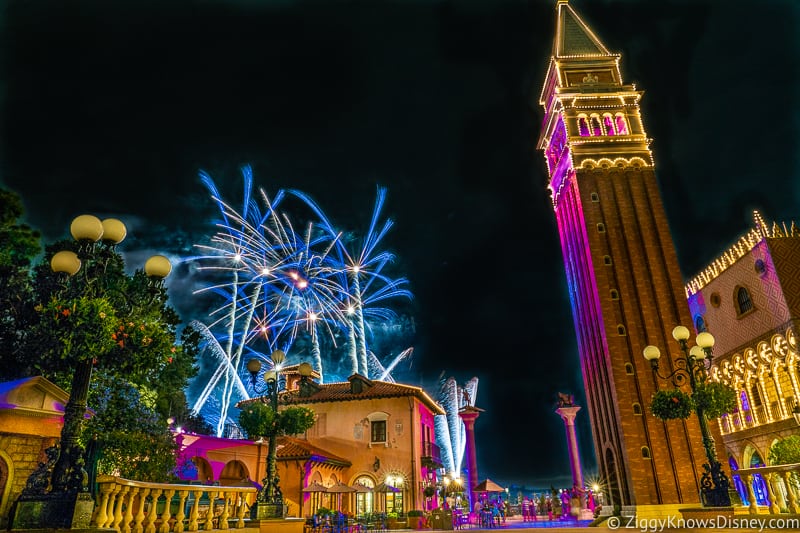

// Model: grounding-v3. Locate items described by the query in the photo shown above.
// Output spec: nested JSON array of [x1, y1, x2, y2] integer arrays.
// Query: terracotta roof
[[276, 436, 350, 467], [276, 376, 445, 415], [239, 374, 445, 415]]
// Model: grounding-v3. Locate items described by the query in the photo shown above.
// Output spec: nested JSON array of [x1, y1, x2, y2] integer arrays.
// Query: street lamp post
[[643, 325, 732, 507], [11, 215, 171, 529], [246, 349, 287, 519]]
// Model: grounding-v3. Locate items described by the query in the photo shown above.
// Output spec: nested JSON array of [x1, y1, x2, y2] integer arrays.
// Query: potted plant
[[407, 510, 424, 529], [650, 388, 694, 420]]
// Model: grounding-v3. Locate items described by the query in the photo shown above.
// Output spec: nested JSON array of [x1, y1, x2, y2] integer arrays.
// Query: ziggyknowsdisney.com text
[[606, 514, 800, 531]]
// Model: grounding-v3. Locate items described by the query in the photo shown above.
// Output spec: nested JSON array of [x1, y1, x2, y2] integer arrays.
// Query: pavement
[[416, 513, 800, 532]]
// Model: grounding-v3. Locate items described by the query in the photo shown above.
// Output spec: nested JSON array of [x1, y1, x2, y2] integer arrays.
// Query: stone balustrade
[[94, 475, 258, 532], [733, 463, 800, 515]]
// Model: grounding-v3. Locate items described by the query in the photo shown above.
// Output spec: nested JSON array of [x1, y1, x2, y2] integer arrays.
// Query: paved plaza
[[411, 514, 800, 533]]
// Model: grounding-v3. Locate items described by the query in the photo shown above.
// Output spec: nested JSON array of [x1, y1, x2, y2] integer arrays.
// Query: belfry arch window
[[578, 116, 590, 137], [603, 114, 616, 135], [590, 115, 603, 136], [615, 114, 628, 134], [735, 286, 754, 316]]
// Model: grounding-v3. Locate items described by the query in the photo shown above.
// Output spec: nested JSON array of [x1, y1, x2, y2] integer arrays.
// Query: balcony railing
[[94, 475, 258, 532], [732, 463, 800, 515], [421, 441, 442, 468]]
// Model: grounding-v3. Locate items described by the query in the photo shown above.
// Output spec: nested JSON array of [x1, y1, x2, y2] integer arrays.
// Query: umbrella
[[302, 481, 329, 515], [473, 479, 506, 493], [353, 483, 373, 493], [374, 482, 401, 493], [302, 481, 329, 493], [327, 482, 357, 511]]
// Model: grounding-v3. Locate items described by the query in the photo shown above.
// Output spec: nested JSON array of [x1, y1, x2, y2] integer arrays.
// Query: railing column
[[783, 471, 800, 514], [159, 489, 176, 533], [122, 488, 136, 533], [744, 474, 759, 514], [95, 483, 113, 528], [134, 488, 150, 533], [113, 486, 130, 531], [188, 490, 202, 532], [145, 488, 163, 533], [768, 473, 786, 513], [217, 491, 230, 530], [762, 474, 780, 514], [204, 490, 217, 531], [174, 489, 188, 533]]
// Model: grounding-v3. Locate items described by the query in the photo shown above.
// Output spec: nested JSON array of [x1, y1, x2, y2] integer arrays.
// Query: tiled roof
[[276, 436, 350, 467], [277, 377, 446, 415], [240, 374, 445, 415], [556, 2, 611, 57]]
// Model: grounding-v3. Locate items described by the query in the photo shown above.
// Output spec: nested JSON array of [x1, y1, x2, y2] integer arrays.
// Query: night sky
[[2, 0, 799, 489]]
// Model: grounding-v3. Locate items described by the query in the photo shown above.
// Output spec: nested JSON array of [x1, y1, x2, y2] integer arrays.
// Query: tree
[[769, 435, 800, 465], [0, 205, 205, 485], [0, 188, 41, 376]]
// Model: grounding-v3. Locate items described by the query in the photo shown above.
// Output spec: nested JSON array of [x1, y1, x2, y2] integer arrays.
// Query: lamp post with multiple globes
[[12, 215, 171, 529], [246, 349, 287, 519], [643, 325, 732, 507]]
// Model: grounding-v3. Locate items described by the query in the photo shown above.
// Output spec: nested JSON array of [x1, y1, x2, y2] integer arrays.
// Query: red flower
[[61, 309, 71, 317]]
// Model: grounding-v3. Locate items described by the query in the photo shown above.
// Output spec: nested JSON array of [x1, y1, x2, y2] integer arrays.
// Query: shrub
[[407, 510, 424, 517]]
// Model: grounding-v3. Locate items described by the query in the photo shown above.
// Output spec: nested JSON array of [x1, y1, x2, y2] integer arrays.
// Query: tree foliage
[[0, 189, 208, 481], [769, 435, 800, 466], [238, 401, 316, 440], [693, 381, 737, 419]]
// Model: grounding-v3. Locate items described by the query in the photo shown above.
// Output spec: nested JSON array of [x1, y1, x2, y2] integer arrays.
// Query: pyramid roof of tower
[[554, 0, 612, 57]]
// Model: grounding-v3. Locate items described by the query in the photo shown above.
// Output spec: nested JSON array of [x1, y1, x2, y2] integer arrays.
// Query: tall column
[[459, 406, 483, 510], [555, 405, 585, 491]]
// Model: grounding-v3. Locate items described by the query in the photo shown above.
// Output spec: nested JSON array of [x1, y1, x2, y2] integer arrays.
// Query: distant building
[[181, 366, 445, 517], [687, 213, 800, 510]]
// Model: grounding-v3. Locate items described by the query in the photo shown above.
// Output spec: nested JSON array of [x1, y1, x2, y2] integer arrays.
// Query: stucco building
[[0, 377, 70, 528], [181, 367, 445, 518]]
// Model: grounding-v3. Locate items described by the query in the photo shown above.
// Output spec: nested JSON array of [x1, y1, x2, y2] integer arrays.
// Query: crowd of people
[[518, 486, 599, 521]]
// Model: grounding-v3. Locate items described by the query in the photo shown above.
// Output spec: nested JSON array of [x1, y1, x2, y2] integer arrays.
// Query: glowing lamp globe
[[51, 250, 81, 276], [145, 255, 172, 279], [696, 332, 715, 349], [689, 345, 704, 359], [100, 218, 127, 244], [672, 325, 691, 341], [298, 362, 313, 377], [270, 349, 286, 366], [70, 214, 104, 242], [246, 358, 262, 375], [264, 370, 277, 382], [642, 345, 661, 361]]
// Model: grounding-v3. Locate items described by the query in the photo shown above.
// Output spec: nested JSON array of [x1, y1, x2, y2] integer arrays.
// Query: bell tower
[[537, 0, 707, 507]]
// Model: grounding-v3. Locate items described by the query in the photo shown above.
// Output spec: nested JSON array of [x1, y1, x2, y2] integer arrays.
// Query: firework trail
[[290, 186, 412, 377]]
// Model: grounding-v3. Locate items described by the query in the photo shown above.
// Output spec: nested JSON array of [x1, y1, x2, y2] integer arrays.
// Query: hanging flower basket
[[650, 388, 694, 420], [693, 381, 737, 419]]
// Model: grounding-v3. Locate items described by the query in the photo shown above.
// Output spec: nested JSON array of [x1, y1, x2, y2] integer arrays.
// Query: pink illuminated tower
[[459, 405, 482, 510], [537, 1, 707, 507]]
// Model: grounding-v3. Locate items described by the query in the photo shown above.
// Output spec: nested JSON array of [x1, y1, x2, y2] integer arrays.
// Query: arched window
[[632, 403, 642, 415], [617, 325, 626, 336], [590, 192, 600, 202], [695, 315, 707, 333], [625, 363, 634, 375], [603, 255, 612, 265], [578, 116, 590, 137], [610, 289, 619, 300], [590, 115, 603, 136], [615, 114, 628, 134], [597, 223, 606, 233], [603, 114, 615, 135], [641, 447, 651, 459], [735, 286, 754, 315], [750, 384, 762, 407]]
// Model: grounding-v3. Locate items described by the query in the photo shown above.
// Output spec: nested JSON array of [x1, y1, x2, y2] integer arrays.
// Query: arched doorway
[[747, 450, 769, 506], [353, 476, 375, 516], [193, 457, 214, 484], [219, 460, 249, 486]]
